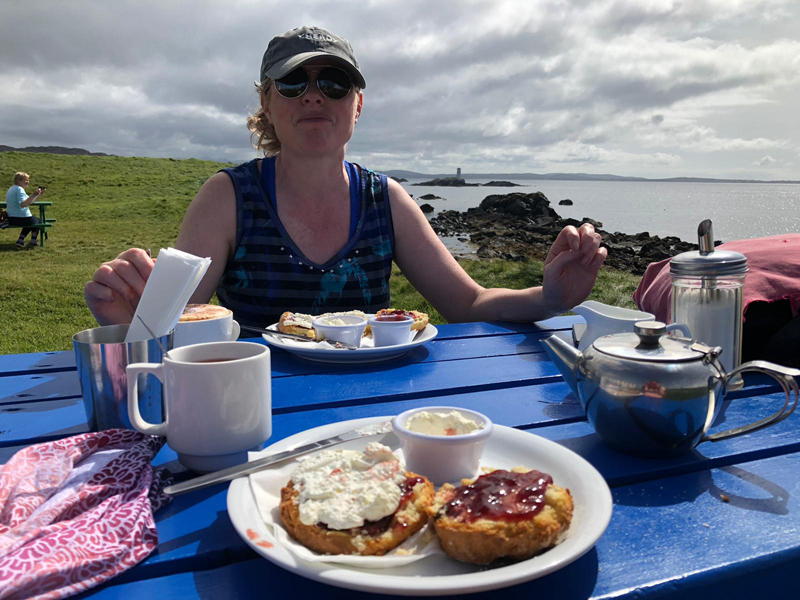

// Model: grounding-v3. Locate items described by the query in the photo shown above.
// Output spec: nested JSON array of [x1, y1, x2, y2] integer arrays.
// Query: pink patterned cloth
[[0, 430, 172, 600], [633, 234, 800, 322]]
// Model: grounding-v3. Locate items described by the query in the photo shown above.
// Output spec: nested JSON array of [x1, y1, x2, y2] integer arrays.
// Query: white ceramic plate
[[227, 416, 612, 596], [261, 322, 438, 363]]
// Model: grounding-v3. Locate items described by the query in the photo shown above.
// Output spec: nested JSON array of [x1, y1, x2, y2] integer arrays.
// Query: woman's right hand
[[84, 248, 155, 326]]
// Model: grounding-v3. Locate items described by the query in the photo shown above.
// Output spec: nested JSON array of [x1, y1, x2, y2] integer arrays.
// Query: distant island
[[412, 177, 523, 187], [389, 169, 800, 185]]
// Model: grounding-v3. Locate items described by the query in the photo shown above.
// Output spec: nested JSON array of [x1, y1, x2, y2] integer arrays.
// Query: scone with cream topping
[[279, 442, 434, 556], [426, 467, 573, 565], [277, 310, 368, 340]]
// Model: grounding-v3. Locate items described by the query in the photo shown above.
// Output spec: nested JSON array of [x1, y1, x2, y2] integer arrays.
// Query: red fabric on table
[[633, 234, 800, 322], [0, 430, 171, 600]]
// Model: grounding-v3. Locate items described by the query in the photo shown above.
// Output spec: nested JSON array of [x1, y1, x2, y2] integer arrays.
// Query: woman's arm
[[175, 172, 237, 303], [388, 179, 606, 323], [20, 189, 41, 208], [85, 172, 237, 325]]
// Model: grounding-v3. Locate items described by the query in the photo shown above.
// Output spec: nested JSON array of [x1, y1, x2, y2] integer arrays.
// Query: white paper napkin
[[248, 450, 443, 568], [125, 248, 212, 342]]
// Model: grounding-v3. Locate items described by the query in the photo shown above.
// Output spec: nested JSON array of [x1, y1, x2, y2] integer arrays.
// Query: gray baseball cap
[[260, 26, 366, 89]]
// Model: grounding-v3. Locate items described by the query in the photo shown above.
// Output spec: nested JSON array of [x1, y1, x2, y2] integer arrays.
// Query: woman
[[85, 26, 606, 328], [5, 172, 45, 248]]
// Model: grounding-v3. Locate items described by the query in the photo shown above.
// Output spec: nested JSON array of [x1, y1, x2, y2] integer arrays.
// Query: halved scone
[[280, 472, 433, 555], [277, 310, 369, 341], [278, 443, 433, 556], [277, 311, 316, 339], [426, 467, 573, 565]]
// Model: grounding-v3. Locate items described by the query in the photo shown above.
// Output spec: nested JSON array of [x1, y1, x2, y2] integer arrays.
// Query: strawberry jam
[[376, 310, 414, 322], [400, 475, 425, 503], [444, 469, 552, 523]]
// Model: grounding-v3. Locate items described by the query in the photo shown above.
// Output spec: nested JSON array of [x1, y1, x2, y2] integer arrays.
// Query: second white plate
[[261, 323, 438, 363]]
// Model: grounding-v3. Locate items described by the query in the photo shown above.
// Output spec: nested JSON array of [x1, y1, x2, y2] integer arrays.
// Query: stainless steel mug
[[73, 324, 173, 431]]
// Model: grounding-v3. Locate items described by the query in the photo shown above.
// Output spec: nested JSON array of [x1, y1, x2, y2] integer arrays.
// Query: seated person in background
[[85, 26, 607, 329], [5, 172, 46, 248]]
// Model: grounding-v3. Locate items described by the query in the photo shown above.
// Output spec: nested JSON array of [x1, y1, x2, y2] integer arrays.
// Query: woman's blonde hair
[[246, 76, 362, 157], [246, 79, 281, 156], [13, 172, 29, 185]]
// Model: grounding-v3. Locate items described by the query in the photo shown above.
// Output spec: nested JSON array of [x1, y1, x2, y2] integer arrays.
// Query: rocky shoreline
[[428, 191, 707, 275]]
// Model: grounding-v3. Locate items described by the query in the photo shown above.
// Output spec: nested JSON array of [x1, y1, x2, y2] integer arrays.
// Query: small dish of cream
[[312, 315, 367, 348], [392, 406, 492, 484], [405, 410, 485, 436]]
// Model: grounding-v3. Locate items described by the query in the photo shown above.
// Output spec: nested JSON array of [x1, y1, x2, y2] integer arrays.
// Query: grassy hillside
[[0, 152, 639, 354]]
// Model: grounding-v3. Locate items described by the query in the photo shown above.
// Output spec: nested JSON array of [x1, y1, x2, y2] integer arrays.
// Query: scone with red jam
[[427, 467, 573, 565], [279, 442, 434, 556]]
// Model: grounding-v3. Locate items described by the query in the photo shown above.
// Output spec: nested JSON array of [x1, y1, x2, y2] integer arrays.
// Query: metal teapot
[[543, 322, 799, 457]]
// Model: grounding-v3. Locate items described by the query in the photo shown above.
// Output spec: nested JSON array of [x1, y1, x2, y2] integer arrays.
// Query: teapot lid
[[593, 322, 715, 363]]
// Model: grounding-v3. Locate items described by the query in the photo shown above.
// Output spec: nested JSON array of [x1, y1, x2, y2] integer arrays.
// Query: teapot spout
[[543, 334, 582, 399]]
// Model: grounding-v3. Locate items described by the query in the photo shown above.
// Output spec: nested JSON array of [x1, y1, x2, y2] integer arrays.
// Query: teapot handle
[[702, 361, 800, 443]]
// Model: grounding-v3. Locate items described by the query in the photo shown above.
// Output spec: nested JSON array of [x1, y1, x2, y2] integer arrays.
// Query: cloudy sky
[[1, 0, 798, 179]]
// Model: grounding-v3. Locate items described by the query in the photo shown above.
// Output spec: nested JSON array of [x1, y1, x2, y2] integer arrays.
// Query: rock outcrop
[[483, 181, 524, 187], [413, 177, 479, 187], [429, 191, 705, 274]]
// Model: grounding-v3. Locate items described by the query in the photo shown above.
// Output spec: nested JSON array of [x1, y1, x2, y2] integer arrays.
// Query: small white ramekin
[[368, 315, 415, 347], [312, 315, 367, 347], [392, 406, 493, 484]]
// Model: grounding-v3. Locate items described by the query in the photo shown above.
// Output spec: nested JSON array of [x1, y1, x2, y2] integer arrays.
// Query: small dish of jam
[[392, 406, 493, 485], [368, 313, 415, 347]]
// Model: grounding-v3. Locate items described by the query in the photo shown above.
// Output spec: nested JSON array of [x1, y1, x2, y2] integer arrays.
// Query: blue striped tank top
[[216, 159, 394, 328]]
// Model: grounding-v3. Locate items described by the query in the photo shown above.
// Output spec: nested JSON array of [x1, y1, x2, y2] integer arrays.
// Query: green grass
[[0, 151, 639, 354], [391, 259, 639, 325]]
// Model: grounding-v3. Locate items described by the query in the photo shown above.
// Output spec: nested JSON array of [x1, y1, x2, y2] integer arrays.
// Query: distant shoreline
[[387, 170, 800, 185], [2, 146, 796, 184]]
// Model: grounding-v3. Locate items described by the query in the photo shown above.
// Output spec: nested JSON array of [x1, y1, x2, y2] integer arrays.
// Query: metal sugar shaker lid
[[593, 322, 712, 363], [670, 219, 748, 277]]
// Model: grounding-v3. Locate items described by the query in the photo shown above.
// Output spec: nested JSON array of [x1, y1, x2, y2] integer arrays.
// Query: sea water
[[402, 178, 800, 244]]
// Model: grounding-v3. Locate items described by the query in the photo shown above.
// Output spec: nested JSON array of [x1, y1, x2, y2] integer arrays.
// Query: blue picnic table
[[2, 316, 799, 598]]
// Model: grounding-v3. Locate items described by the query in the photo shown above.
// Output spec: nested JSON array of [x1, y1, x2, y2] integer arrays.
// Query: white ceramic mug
[[173, 304, 240, 348], [126, 341, 271, 472]]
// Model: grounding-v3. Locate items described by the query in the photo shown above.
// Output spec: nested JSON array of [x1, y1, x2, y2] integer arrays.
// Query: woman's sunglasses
[[273, 67, 353, 100]]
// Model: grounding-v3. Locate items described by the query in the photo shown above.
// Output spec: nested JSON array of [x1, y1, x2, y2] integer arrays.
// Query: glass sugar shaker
[[670, 220, 748, 389]]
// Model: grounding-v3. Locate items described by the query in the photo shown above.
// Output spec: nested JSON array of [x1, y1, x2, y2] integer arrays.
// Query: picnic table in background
[[1, 316, 799, 599], [0, 200, 56, 246]]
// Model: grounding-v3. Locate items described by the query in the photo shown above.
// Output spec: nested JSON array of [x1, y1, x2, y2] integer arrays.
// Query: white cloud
[[0, 0, 798, 178], [754, 155, 777, 166]]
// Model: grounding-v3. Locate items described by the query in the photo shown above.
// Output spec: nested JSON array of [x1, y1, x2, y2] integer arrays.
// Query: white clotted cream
[[405, 410, 484, 436], [291, 442, 405, 530], [319, 316, 348, 326]]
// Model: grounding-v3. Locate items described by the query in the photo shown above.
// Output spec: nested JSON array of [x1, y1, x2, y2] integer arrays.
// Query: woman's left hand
[[541, 224, 607, 313]]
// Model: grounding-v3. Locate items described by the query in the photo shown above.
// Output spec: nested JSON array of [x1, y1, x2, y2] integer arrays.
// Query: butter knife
[[163, 420, 393, 496]]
